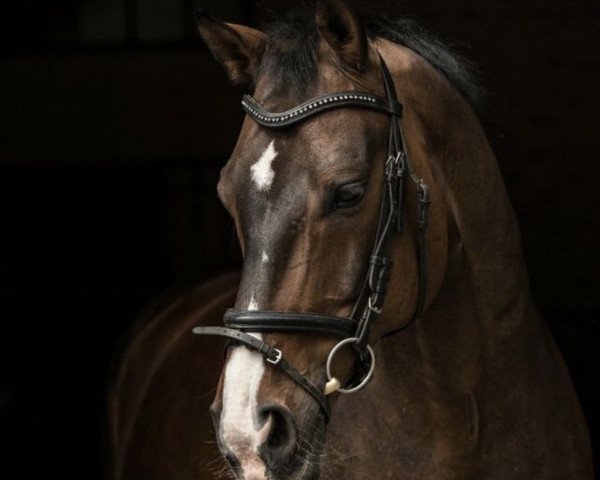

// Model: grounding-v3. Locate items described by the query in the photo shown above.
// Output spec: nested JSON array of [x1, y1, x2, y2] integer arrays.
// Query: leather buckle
[[395, 152, 406, 177], [267, 348, 282, 365], [368, 296, 382, 314]]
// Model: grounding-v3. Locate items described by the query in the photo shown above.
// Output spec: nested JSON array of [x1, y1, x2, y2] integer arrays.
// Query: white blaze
[[220, 295, 269, 478], [261, 250, 269, 264], [250, 140, 278, 192], [248, 295, 259, 311]]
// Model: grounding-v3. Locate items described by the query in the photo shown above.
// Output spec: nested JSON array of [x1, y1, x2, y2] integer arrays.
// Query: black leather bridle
[[193, 54, 430, 421]]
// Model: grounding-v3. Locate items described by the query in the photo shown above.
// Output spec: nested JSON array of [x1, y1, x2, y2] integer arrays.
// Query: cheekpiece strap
[[241, 91, 402, 129]]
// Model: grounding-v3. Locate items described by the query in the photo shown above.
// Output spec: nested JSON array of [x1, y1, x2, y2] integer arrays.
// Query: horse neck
[[327, 41, 545, 463], [423, 76, 535, 336], [379, 39, 540, 370]]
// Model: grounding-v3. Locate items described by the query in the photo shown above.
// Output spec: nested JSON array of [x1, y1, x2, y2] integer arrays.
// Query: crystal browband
[[241, 91, 403, 129]]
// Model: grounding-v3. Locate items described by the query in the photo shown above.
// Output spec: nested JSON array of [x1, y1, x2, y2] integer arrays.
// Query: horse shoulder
[[108, 272, 240, 480]]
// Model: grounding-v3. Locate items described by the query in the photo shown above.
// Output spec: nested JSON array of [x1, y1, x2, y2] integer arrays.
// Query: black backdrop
[[1, 1, 598, 478]]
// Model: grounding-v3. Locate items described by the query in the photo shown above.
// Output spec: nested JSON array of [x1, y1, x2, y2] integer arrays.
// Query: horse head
[[194, 1, 449, 478]]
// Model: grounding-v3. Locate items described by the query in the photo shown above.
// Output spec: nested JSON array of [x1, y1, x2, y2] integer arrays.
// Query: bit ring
[[325, 337, 376, 394]]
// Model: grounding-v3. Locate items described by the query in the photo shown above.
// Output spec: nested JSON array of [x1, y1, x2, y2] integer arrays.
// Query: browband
[[241, 91, 402, 129]]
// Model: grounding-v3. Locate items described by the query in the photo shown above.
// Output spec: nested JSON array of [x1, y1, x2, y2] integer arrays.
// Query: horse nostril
[[258, 404, 297, 464]]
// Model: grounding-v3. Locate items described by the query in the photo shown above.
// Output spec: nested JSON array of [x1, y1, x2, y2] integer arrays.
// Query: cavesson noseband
[[194, 54, 430, 421]]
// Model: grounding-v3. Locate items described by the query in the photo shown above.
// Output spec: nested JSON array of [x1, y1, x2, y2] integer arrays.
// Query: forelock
[[254, 5, 484, 111], [256, 7, 319, 96]]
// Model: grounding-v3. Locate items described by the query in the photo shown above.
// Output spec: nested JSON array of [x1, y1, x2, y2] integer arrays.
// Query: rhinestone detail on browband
[[241, 91, 401, 129]]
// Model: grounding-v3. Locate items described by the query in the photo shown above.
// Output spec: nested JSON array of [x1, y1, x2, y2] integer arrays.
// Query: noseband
[[193, 54, 430, 421]]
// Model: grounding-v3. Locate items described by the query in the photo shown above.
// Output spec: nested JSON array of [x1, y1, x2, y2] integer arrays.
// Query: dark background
[[1, 0, 598, 478]]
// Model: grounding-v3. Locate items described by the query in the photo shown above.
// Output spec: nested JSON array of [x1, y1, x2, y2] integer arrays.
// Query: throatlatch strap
[[192, 326, 331, 421]]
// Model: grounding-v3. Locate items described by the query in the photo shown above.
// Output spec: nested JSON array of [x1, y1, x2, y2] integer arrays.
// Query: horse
[[108, 2, 593, 479]]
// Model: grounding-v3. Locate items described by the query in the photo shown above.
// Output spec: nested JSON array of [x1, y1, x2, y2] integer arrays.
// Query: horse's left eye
[[332, 181, 367, 210]]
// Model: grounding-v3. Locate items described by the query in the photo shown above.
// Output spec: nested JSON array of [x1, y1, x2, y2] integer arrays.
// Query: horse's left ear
[[316, 0, 368, 72], [195, 9, 266, 86]]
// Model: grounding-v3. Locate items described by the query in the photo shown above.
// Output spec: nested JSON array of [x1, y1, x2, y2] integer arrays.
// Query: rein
[[193, 54, 430, 422]]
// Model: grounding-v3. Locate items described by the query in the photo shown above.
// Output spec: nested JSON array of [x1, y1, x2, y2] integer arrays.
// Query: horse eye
[[332, 181, 367, 210]]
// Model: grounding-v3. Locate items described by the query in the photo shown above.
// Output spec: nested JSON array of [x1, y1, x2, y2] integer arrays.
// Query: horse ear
[[316, 0, 368, 72], [195, 9, 266, 86]]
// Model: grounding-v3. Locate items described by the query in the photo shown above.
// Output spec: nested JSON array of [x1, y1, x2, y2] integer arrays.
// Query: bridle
[[194, 54, 429, 420], [193, 54, 430, 421]]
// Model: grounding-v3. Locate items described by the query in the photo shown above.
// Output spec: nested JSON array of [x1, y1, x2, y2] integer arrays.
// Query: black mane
[[257, 7, 484, 111]]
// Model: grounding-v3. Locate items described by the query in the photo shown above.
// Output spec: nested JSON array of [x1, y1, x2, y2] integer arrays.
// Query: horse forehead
[[232, 139, 309, 240], [239, 118, 368, 173], [229, 105, 379, 225], [237, 138, 282, 182]]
